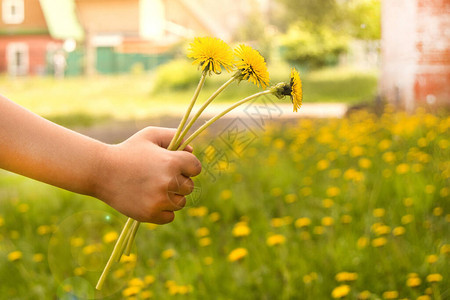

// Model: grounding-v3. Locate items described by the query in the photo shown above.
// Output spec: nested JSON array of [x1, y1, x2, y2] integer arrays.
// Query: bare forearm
[[0, 95, 105, 196]]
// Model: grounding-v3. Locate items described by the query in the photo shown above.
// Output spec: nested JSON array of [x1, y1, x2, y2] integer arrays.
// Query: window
[[2, 0, 24, 24], [7, 43, 29, 76]]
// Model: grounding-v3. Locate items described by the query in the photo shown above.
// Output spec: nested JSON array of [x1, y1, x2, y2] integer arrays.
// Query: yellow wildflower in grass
[[187, 206, 208, 217], [417, 296, 431, 300], [425, 185, 436, 195], [128, 277, 144, 287], [289, 68, 302, 112], [426, 254, 438, 264], [358, 290, 371, 299], [403, 198, 414, 207], [378, 139, 392, 150], [313, 226, 325, 235], [401, 214, 414, 224], [329, 169, 342, 178], [220, 189, 232, 200], [440, 187, 449, 197], [228, 247, 248, 262], [17, 203, 29, 213], [0, 216, 4, 227], [113, 269, 126, 279], [322, 198, 334, 208], [426, 273, 442, 282], [36, 225, 51, 235], [266, 234, 286, 246], [373, 208, 386, 218], [382, 151, 396, 163], [103, 231, 119, 244], [300, 231, 311, 240], [209, 212, 220, 222], [7, 251, 22, 262], [350, 146, 364, 157], [203, 256, 213, 265], [196, 227, 210, 237], [74, 267, 86, 276], [335, 272, 358, 282], [32, 253, 44, 263], [357, 236, 369, 249], [82, 243, 102, 255], [122, 286, 140, 297], [10, 230, 19, 240], [271, 216, 292, 227], [120, 253, 137, 263], [372, 237, 387, 247], [440, 244, 450, 254], [234, 44, 270, 88], [199, 237, 211, 247], [317, 159, 330, 170], [187, 37, 234, 75], [326, 186, 341, 197], [321, 217, 334, 227], [295, 217, 311, 228], [331, 285, 350, 298], [382, 290, 399, 299], [406, 276, 421, 287], [425, 287, 433, 294], [396, 163, 410, 174], [392, 226, 406, 236], [162, 249, 175, 259], [300, 187, 312, 197], [284, 193, 297, 203], [341, 215, 352, 224], [359, 158, 372, 169], [140, 291, 153, 299], [270, 187, 283, 197], [433, 207, 443, 216], [232, 222, 251, 237], [70, 237, 84, 248], [144, 275, 155, 285]]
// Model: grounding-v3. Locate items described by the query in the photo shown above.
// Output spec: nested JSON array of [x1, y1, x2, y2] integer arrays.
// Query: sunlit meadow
[[0, 107, 448, 299]]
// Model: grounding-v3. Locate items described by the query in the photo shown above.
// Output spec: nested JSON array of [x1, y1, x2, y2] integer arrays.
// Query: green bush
[[281, 21, 349, 69], [152, 59, 200, 92]]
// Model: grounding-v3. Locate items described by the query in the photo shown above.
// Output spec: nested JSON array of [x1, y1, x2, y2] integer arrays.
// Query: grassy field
[[0, 107, 448, 299], [0, 65, 378, 127]]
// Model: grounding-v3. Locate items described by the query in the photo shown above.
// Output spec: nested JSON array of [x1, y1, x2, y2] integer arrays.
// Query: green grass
[[0, 65, 378, 127], [0, 108, 448, 299]]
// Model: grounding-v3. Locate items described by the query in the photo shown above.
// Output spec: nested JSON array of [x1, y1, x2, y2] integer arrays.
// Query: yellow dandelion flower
[[357, 236, 369, 249], [220, 189, 232, 200], [37, 225, 51, 235], [199, 237, 211, 247], [426, 254, 438, 264], [313, 226, 325, 235], [295, 217, 311, 228], [266, 234, 286, 246], [203, 256, 213, 265], [113, 269, 126, 279], [403, 197, 414, 207], [289, 68, 302, 112], [128, 277, 144, 287], [440, 244, 450, 254], [417, 296, 431, 300], [144, 275, 155, 285], [82, 243, 102, 255], [321, 216, 334, 227], [232, 222, 251, 237], [373, 208, 386, 218], [234, 44, 269, 88], [284, 193, 297, 203], [317, 159, 330, 170], [359, 158, 372, 169], [335, 272, 358, 282], [426, 273, 442, 283], [396, 163, 410, 174], [140, 291, 153, 299], [32, 253, 44, 263], [122, 286, 140, 297], [392, 226, 406, 236], [358, 290, 371, 299], [103, 231, 119, 243], [74, 267, 86, 276], [331, 285, 351, 298], [8, 251, 22, 262], [326, 186, 341, 197], [341, 215, 352, 224], [17, 203, 29, 213], [0, 216, 4, 227], [209, 212, 221, 222], [270, 187, 283, 197], [196, 227, 210, 237], [322, 198, 334, 208], [228, 247, 248, 262], [382, 290, 399, 299], [433, 206, 443, 216], [372, 237, 387, 247], [187, 206, 208, 217], [187, 37, 234, 75], [406, 276, 421, 287], [401, 214, 414, 224], [162, 249, 175, 259]]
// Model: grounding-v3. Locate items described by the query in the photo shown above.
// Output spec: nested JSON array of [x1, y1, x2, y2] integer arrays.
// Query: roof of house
[[39, 0, 84, 40]]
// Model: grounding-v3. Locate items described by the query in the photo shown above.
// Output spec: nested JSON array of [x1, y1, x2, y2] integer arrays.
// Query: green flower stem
[[123, 219, 140, 257], [178, 90, 272, 151], [96, 218, 134, 290], [173, 75, 238, 148], [168, 73, 207, 150]]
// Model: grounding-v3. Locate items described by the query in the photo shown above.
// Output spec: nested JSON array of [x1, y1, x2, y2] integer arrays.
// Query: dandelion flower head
[[271, 68, 303, 112], [234, 44, 270, 88], [187, 37, 234, 75]]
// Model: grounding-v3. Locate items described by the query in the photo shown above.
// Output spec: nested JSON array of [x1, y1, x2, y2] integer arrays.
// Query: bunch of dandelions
[[96, 36, 302, 290]]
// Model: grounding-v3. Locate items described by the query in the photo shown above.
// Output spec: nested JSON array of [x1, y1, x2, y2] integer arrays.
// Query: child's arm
[[0, 95, 201, 224]]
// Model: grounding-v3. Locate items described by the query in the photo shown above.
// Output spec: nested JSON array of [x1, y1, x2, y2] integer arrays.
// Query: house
[[0, 0, 83, 76], [0, 0, 264, 76], [380, 0, 450, 110]]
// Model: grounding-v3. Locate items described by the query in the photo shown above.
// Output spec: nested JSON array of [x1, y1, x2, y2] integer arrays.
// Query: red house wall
[[0, 35, 62, 75]]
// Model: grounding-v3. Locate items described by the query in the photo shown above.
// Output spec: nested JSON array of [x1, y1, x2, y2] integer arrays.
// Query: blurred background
[[0, 0, 449, 299]]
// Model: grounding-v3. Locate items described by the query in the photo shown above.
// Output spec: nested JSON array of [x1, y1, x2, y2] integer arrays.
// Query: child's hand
[[93, 127, 202, 224]]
